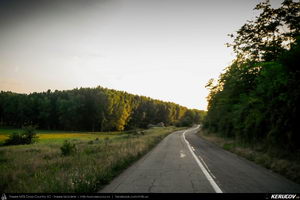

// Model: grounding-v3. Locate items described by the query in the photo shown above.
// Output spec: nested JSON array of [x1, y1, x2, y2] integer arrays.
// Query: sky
[[0, 0, 282, 110]]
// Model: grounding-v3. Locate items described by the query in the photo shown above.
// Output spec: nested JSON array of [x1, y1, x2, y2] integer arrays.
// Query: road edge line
[[183, 127, 223, 193]]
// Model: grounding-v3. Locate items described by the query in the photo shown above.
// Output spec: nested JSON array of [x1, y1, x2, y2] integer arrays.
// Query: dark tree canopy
[[227, 0, 300, 62], [0, 86, 205, 131], [204, 0, 300, 152]]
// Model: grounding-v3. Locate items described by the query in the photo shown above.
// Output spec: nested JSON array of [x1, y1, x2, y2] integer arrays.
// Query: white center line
[[182, 126, 223, 193]]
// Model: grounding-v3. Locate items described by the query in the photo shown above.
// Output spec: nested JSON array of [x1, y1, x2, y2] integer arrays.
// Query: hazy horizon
[[0, 0, 282, 110]]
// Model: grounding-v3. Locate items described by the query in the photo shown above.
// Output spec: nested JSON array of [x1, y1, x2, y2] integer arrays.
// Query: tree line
[[0, 87, 205, 131], [204, 0, 300, 152]]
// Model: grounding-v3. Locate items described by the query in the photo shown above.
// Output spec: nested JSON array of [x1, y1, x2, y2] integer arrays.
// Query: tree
[[204, 0, 300, 151], [0, 87, 205, 132], [227, 0, 300, 62]]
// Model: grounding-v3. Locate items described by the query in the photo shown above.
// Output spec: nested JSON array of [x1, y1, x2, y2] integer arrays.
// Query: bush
[[4, 132, 23, 145], [4, 125, 38, 145], [60, 140, 77, 156], [22, 125, 38, 144]]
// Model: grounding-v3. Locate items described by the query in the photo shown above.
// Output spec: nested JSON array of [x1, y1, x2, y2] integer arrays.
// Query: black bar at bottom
[[1, 193, 299, 200]]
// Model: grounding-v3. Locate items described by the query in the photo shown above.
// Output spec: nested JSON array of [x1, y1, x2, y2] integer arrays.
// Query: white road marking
[[198, 155, 216, 179], [183, 126, 223, 193], [180, 150, 186, 158]]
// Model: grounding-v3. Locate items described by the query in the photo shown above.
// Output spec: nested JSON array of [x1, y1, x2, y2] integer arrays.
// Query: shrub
[[4, 125, 38, 145], [22, 125, 38, 144], [4, 132, 23, 145], [60, 140, 77, 156]]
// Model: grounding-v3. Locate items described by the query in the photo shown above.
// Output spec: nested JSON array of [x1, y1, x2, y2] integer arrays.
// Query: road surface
[[99, 126, 300, 193]]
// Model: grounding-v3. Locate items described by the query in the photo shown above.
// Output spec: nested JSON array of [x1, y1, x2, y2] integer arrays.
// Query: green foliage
[[227, 0, 300, 62], [205, 0, 300, 152], [60, 140, 77, 156], [176, 109, 206, 127], [4, 132, 23, 145], [0, 126, 180, 192], [22, 125, 39, 144], [4, 125, 38, 145], [0, 87, 205, 132]]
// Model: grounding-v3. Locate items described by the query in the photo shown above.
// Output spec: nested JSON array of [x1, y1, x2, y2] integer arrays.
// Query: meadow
[[0, 126, 182, 192], [0, 129, 120, 144]]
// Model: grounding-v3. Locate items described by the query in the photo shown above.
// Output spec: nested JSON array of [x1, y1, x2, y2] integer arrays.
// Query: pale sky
[[0, 0, 281, 110]]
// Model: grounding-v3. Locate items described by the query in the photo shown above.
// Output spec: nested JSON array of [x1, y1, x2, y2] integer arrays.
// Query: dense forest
[[0, 87, 205, 131], [204, 0, 300, 152]]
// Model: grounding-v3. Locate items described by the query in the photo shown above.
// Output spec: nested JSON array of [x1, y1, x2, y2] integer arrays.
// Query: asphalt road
[[99, 126, 300, 193]]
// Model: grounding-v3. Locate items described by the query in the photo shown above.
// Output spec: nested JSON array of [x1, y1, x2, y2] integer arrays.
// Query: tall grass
[[0, 127, 181, 192]]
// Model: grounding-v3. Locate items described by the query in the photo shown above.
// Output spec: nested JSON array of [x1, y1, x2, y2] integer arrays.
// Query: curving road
[[99, 126, 300, 193]]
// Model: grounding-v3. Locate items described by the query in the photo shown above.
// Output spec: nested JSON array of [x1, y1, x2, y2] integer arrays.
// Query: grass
[[197, 128, 300, 184], [0, 126, 183, 193], [0, 128, 126, 145]]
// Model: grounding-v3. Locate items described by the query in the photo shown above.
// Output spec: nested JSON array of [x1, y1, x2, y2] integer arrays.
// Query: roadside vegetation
[[0, 126, 182, 192], [201, 0, 300, 183], [198, 128, 300, 184], [203, 0, 300, 183], [0, 60, 203, 193]]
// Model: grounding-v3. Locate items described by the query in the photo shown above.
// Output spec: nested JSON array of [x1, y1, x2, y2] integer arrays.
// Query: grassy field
[[0, 126, 183, 192], [197, 128, 300, 184], [0, 128, 125, 144]]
